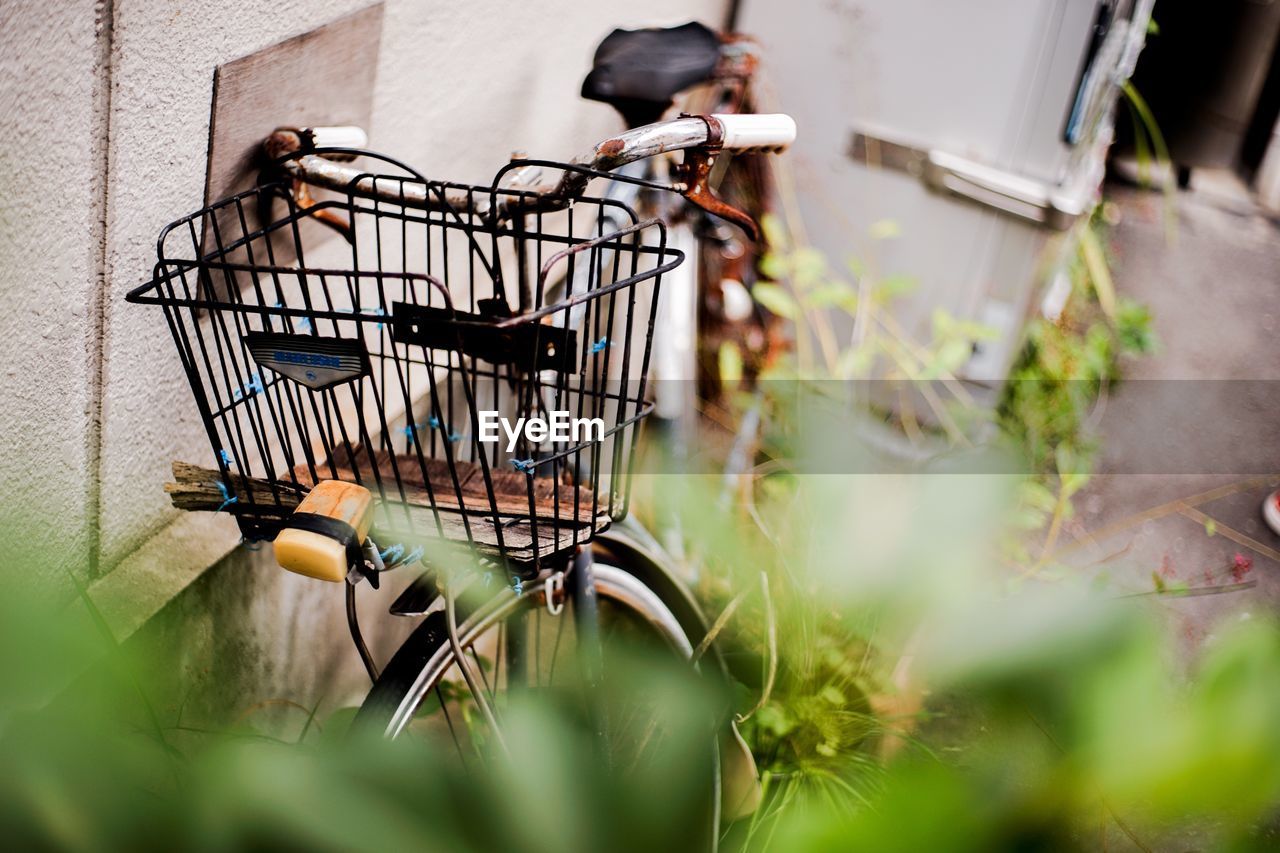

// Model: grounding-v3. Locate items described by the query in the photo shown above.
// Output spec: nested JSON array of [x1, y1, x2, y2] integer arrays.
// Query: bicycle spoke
[[493, 621, 505, 699], [547, 599, 569, 686], [436, 684, 469, 770], [469, 646, 495, 704], [534, 606, 543, 688]]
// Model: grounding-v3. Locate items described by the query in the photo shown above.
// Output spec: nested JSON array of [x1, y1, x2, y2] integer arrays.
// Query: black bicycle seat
[[582, 21, 721, 128]]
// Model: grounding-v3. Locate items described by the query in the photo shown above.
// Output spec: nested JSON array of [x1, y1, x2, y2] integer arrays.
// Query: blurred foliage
[[698, 203, 1279, 853], [750, 213, 998, 390], [997, 209, 1157, 567], [0, 584, 721, 853], [5, 196, 1276, 853], [5, 401, 1280, 852], [999, 210, 1158, 479]]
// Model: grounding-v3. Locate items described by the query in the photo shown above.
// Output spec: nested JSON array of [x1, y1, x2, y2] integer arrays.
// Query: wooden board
[[166, 456, 609, 563], [291, 447, 607, 561], [200, 4, 384, 287], [305, 445, 602, 523]]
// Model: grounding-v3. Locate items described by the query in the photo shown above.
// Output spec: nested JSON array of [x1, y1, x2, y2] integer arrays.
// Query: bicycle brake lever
[[675, 147, 760, 241], [261, 128, 356, 244], [289, 178, 356, 245]]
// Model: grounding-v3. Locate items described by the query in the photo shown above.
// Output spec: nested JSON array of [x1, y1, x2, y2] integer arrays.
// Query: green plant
[[997, 210, 1157, 570], [1000, 214, 1157, 477], [698, 192, 1164, 835]]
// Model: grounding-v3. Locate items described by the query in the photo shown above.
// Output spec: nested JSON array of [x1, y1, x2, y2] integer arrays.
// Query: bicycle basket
[[127, 154, 679, 569]]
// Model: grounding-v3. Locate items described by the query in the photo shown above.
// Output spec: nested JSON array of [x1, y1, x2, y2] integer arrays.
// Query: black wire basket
[[128, 152, 678, 570]]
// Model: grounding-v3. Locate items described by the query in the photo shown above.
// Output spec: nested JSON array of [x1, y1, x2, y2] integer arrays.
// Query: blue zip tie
[[232, 372, 264, 401], [271, 301, 311, 332], [215, 480, 237, 514], [219, 449, 234, 467], [512, 458, 536, 473], [337, 305, 387, 329], [512, 577, 523, 596], [376, 543, 425, 568], [591, 336, 609, 353], [428, 416, 441, 429], [404, 420, 457, 442]]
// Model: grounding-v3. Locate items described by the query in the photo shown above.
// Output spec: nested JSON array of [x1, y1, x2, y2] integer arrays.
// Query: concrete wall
[[1258, 112, 1280, 213], [0, 0, 104, 592], [2, 0, 722, 719]]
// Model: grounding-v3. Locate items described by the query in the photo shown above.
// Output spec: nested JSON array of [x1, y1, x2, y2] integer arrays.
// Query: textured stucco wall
[[3, 0, 723, 717], [0, 0, 103, 591]]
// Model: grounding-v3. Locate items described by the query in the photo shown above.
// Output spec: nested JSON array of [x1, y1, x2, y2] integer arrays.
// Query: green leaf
[[1078, 225, 1117, 322], [931, 308, 956, 339], [760, 213, 789, 251], [1019, 480, 1058, 513], [836, 346, 875, 378], [754, 703, 796, 738], [718, 340, 743, 389], [792, 247, 827, 282], [1116, 298, 1159, 354], [754, 283, 800, 319], [931, 338, 973, 375], [806, 282, 859, 313], [759, 252, 789, 281], [1055, 445, 1091, 497], [875, 274, 917, 299]]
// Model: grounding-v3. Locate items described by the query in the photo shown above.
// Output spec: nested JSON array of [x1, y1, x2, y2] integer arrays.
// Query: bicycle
[[129, 21, 793, 848]]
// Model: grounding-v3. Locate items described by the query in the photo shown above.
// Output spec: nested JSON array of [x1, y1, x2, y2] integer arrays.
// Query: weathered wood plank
[[307, 445, 601, 523], [165, 458, 606, 562]]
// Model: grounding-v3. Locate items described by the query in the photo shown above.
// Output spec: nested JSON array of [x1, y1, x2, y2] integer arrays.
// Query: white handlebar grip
[[711, 114, 797, 152], [306, 125, 369, 150]]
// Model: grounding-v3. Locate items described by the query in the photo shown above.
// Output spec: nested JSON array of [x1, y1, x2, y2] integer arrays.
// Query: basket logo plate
[[244, 332, 370, 390], [390, 301, 578, 372]]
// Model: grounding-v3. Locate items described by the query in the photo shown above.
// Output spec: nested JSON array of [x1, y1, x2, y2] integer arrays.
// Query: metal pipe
[[267, 113, 792, 220], [444, 580, 511, 758]]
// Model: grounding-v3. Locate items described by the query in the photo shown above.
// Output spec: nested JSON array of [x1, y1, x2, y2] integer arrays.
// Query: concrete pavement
[[1059, 170, 1280, 658]]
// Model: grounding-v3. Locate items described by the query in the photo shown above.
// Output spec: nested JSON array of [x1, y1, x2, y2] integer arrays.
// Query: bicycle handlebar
[[584, 113, 795, 171], [265, 112, 795, 231], [714, 113, 797, 151]]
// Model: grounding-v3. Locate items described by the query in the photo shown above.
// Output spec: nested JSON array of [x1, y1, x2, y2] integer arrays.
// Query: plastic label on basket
[[390, 301, 578, 373], [243, 331, 370, 391]]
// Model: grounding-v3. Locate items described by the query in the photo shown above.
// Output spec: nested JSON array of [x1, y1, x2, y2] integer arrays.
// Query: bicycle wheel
[[353, 549, 723, 849]]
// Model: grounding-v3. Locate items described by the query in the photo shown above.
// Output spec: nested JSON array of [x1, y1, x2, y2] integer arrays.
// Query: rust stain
[[597, 138, 626, 158], [677, 148, 759, 240], [264, 129, 302, 161]]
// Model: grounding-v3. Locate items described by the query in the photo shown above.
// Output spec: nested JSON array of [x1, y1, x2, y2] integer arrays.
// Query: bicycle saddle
[[582, 21, 721, 127]]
